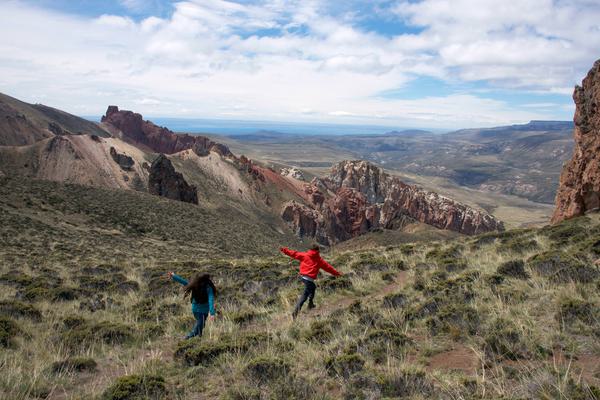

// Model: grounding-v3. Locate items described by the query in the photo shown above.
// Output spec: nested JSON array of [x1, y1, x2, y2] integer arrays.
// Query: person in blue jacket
[[167, 271, 216, 339]]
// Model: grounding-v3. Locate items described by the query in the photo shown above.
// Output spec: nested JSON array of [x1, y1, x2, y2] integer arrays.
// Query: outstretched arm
[[280, 247, 304, 261], [167, 271, 188, 286], [320, 260, 341, 277], [207, 287, 215, 316]]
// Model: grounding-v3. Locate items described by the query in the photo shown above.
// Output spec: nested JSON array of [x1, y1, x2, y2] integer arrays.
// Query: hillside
[[0, 92, 109, 146], [1, 181, 599, 398]]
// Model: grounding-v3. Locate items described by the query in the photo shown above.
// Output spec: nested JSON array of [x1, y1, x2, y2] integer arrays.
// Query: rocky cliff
[[148, 154, 198, 204], [282, 160, 504, 245], [101, 106, 232, 158], [553, 60, 600, 223]]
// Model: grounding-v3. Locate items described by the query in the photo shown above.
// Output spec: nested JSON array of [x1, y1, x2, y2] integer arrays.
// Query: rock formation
[[553, 59, 600, 222], [148, 154, 198, 204], [282, 160, 504, 245], [101, 106, 232, 158], [281, 167, 305, 181], [109, 147, 135, 171]]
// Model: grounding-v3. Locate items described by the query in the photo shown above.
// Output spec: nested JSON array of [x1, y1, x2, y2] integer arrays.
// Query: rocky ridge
[[553, 59, 600, 222], [101, 106, 232, 158], [282, 160, 504, 245]]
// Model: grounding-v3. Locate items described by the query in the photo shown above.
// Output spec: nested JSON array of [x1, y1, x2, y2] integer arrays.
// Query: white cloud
[[0, 0, 596, 129]]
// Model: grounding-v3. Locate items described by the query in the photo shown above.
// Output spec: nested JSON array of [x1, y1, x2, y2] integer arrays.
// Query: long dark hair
[[183, 274, 216, 304]]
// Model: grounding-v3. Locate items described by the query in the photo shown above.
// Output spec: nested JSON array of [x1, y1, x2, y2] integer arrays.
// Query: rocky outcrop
[[281, 167, 305, 181], [282, 160, 504, 244], [101, 106, 232, 158], [109, 147, 134, 171], [148, 155, 198, 204], [553, 60, 600, 223]]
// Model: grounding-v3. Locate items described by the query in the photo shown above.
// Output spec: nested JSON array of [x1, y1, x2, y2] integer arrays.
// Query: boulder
[[109, 147, 134, 171], [148, 155, 198, 204]]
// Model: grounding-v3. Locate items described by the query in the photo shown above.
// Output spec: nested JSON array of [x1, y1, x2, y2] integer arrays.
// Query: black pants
[[294, 278, 316, 315]]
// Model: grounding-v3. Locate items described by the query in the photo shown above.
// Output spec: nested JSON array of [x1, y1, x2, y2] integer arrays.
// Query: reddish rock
[[148, 154, 198, 204], [101, 106, 232, 158], [282, 160, 504, 244], [553, 60, 600, 222], [281, 201, 330, 245]]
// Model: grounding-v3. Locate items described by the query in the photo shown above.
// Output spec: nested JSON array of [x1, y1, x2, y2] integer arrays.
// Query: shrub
[[325, 353, 364, 378], [483, 318, 528, 361], [497, 259, 529, 279], [382, 293, 407, 308], [426, 304, 480, 337], [556, 298, 598, 326], [0, 300, 42, 321], [61, 320, 133, 350], [101, 374, 167, 400], [305, 320, 334, 343], [528, 251, 600, 283], [377, 368, 433, 398], [320, 275, 353, 292], [175, 333, 268, 366], [245, 356, 291, 383], [51, 357, 97, 374], [0, 316, 21, 348]]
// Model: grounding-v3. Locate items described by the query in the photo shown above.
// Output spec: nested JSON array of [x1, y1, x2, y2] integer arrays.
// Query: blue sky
[[1, 0, 598, 129]]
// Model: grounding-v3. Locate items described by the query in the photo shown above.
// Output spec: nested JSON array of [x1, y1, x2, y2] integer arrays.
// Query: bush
[[382, 293, 407, 308], [61, 319, 133, 350], [377, 368, 433, 398], [497, 259, 529, 279], [528, 251, 600, 283], [320, 275, 353, 292], [245, 356, 291, 383], [175, 333, 268, 366], [556, 298, 598, 326], [0, 316, 21, 348], [483, 318, 528, 361], [426, 304, 480, 337], [325, 353, 364, 378], [0, 300, 42, 321], [51, 357, 97, 374], [305, 320, 334, 343], [101, 374, 167, 400]]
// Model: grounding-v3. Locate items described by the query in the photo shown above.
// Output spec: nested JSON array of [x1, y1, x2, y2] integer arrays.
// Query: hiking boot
[[292, 309, 299, 320], [308, 302, 316, 310]]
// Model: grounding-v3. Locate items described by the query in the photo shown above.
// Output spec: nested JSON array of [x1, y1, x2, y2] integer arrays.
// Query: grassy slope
[[1, 175, 599, 399]]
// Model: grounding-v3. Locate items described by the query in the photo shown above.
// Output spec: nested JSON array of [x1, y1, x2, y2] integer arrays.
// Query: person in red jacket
[[280, 243, 342, 319]]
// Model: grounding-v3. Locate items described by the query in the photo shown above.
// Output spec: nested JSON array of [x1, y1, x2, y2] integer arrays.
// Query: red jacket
[[280, 248, 341, 279]]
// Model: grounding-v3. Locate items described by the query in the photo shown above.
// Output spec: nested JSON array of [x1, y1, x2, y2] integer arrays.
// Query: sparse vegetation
[[1, 176, 599, 399]]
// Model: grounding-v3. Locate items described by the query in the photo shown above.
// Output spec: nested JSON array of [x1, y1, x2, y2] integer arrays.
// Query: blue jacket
[[172, 274, 215, 316]]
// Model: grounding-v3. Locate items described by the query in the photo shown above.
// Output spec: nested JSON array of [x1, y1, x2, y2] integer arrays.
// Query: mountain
[[0, 94, 505, 246], [553, 59, 600, 222], [282, 160, 503, 245]]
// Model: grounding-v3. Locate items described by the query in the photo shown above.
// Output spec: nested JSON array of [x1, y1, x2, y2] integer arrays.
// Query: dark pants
[[294, 278, 316, 316], [187, 312, 208, 339]]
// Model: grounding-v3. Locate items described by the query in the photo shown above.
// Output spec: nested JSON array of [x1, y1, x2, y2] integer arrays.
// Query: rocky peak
[[281, 160, 504, 245], [101, 106, 233, 158], [148, 154, 198, 204], [553, 59, 600, 222]]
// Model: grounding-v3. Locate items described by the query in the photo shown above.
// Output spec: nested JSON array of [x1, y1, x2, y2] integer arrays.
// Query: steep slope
[[281, 160, 504, 245], [553, 59, 600, 222], [0, 134, 149, 190], [0, 92, 109, 146]]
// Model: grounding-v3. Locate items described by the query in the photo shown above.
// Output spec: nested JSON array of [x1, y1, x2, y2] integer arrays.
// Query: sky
[[0, 0, 599, 130]]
